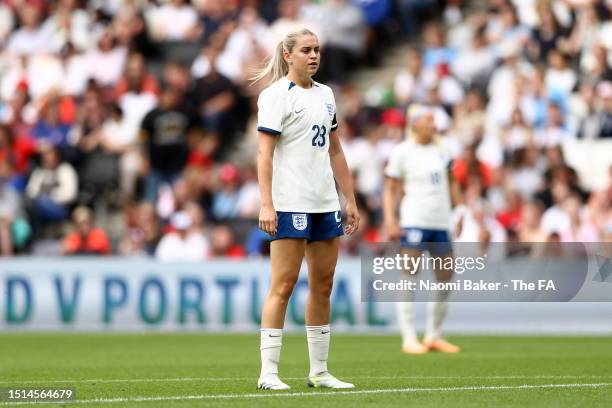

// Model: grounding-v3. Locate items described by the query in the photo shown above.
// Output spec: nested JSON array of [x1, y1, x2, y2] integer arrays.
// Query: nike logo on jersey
[[321, 330, 330, 334], [294, 108, 305, 114], [268, 334, 281, 337]]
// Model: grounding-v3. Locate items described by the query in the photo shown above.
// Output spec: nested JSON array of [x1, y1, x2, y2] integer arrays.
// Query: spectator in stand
[[344, 123, 385, 200], [112, 7, 157, 58], [396, 0, 435, 40], [25, 144, 78, 233], [0, 163, 31, 254], [155, 211, 210, 261], [197, 0, 237, 45], [183, 200, 207, 233], [545, 49, 576, 99], [528, 2, 571, 64], [496, 189, 522, 233], [560, 193, 600, 243], [73, 86, 118, 203], [119, 201, 162, 257], [84, 29, 127, 90], [517, 200, 547, 242], [41, 0, 94, 54], [32, 96, 74, 157], [454, 194, 508, 249], [213, 7, 271, 85], [62, 206, 111, 255], [421, 22, 456, 69], [115, 52, 160, 100], [540, 179, 573, 238], [140, 85, 199, 203], [6, 4, 46, 56], [235, 165, 261, 220], [99, 103, 140, 200], [162, 61, 191, 103], [146, 0, 200, 41], [317, 0, 366, 84], [452, 25, 496, 90], [211, 163, 241, 220], [116, 52, 159, 129], [268, 0, 316, 46], [453, 141, 493, 192], [589, 81, 612, 138], [500, 108, 532, 154], [394, 49, 428, 107], [190, 42, 239, 153], [210, 224, 245, 258], [507, 146, 544, 201], [0, 124, 35, 189], [0, 3, 14, 45]]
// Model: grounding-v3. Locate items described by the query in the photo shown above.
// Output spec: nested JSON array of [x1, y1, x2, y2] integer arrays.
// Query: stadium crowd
[[0, 0, 610, 258]]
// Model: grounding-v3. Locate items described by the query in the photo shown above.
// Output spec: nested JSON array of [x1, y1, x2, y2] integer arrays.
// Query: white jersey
[[385, 139, 453, 230], [257, 77, 340, 213]]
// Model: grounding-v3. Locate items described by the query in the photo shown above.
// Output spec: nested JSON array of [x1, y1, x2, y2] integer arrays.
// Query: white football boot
[[307, 372, 355, 389], [257, 374, 291, 390]]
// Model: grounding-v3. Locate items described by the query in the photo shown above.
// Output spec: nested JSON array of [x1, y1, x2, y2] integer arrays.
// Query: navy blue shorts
[[270, 211, 344, 242], [400, 227, 452, 255]]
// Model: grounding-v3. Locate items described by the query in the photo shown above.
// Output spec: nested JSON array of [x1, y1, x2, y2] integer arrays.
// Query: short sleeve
[[257, 87, 284, 136], [329, 90, 338, 132], [384, 145, 404, 180]]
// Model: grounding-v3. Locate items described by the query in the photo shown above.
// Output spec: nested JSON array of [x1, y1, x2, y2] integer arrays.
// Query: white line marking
[[0, 383, 610, 405], [1, 375, 612, 385]]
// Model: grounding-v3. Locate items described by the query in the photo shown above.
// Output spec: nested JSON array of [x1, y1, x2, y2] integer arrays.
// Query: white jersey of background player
[[385, 132, 454, 232]]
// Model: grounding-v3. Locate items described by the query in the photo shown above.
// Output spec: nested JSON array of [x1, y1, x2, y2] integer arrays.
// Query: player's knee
[[271, 279, 297, 303], [310, 278, 334, 299]]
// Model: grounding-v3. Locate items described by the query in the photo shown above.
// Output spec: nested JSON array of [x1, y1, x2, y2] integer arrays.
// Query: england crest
[[326, 103, 334, 117], [292, 214, 308, 231], [406, 229, 423, 243]]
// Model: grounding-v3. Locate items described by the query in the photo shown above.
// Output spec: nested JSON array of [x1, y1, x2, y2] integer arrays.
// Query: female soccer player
[[383, 104, 462, 355], [253, 28, 360, 390]]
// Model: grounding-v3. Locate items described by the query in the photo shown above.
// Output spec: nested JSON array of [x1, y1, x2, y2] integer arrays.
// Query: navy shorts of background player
[[400, 227, 452, 255]]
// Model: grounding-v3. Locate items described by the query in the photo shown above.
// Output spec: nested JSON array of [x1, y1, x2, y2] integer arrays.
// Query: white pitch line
[[0, 382, 610, 406], [1, 375, 612, 385]]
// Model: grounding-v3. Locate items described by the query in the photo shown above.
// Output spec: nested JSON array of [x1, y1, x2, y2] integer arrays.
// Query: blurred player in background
[[253, 28, 360, 390], [383, 104, 462, 354]]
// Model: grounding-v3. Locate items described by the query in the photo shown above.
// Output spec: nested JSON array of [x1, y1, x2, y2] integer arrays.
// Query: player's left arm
[[448, 166, 463, 207], [448, 165, 465, 237], [328, 129, 360, 235]]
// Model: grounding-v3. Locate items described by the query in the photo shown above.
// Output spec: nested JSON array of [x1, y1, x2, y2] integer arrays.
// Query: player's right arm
[[256, 86, 284, 236], [383, 176, 402, 241], [383, 145, 405, 241], [257, 132, 278, 236]]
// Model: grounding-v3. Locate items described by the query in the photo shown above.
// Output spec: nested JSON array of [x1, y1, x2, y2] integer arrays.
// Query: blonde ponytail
[[250, 27, 317, 86]]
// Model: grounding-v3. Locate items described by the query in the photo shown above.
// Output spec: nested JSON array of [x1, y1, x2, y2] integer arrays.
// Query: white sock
[[425, 289, 450, 340], [396, 287, 416, 345], [260, 328, 282, 379], [306, 325, 330, 377], [396, 301, 417, 344]]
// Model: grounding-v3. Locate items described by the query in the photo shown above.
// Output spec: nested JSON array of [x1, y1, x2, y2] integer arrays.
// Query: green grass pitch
[[1, 334, 612, 407]]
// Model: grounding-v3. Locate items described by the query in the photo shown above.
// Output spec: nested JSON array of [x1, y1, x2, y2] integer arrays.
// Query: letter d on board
[[6, 277, 32, 324]]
